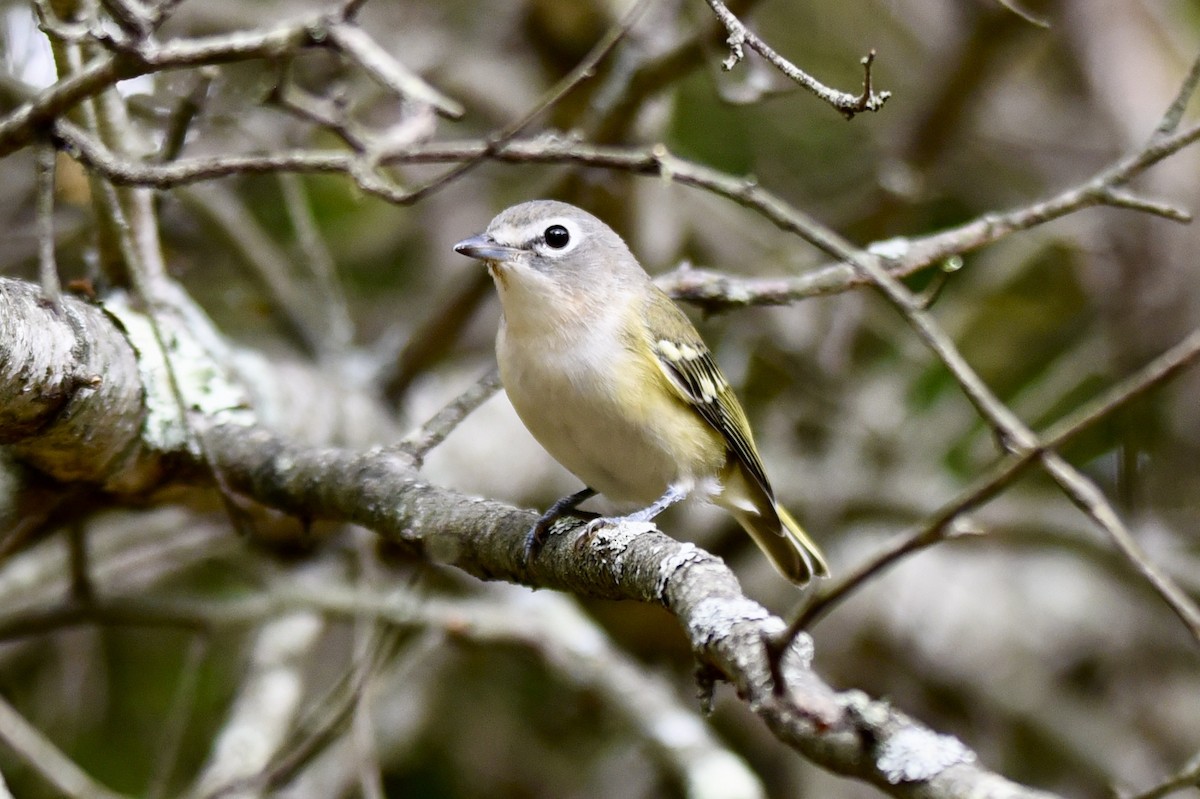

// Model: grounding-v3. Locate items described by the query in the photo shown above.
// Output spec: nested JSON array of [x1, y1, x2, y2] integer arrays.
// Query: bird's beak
[[453, 234, 522, 262]]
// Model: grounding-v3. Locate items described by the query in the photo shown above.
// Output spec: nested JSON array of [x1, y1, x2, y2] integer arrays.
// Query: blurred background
[[0, 0, 1199, 796]]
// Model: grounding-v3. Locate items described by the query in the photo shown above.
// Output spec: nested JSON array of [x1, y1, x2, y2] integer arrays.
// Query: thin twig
[[278, 172, 355, 355], [395, 367, 502, 466], [704, 0, 890, 118], [370, 0, 656, 205], [156, 67, 215, 163], [0, 691, 128, 799], [146, 636, 210, 799], [35, 144, 61, 301], [325, 21, 463, 119], [1155, 49, 1200, 137], [100, 0, 153, 40], [993, 0, 1050, 28], [1102, 187, 1192, 222]]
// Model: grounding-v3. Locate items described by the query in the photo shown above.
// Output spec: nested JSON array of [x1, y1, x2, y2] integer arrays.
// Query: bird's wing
[[646, 302, 775, 503]]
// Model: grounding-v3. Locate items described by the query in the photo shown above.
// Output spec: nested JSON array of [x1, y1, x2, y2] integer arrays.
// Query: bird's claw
[[522, 517, 553, 562], [572, 516, 613, 551]]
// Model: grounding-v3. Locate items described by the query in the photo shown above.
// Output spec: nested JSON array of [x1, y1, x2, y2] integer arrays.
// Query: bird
[[453, 200, 828, 584]]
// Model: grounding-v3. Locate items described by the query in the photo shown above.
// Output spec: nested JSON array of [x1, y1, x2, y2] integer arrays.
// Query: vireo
[[454, 200, 828, 584]]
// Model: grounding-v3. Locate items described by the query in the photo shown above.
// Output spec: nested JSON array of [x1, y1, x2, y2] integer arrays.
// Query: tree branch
[[50, 117, 1200, 295], [0, 275, 1062, 796], [201, 420, 1059, 798]]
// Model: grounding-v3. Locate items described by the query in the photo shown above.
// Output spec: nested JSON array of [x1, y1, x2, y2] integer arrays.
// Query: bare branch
[[703, 0, 890, 118], [0, 279, 155, 489], [794, 327, 1200, 630], [0, 54, 123, 156], [324, 21, 463, 118], [201, 420, 1060, 799], [1154, 49, 1200, 137], [395, 367, 502, 466], [993, 0, 1050, 28], [35, 145, 61, 301], [99, 0, 155, 40], [0, 4, 464, 157], [1101, 187, 1192, 222], [381, 0, 655, 205], [155, 67, 215, 163], [49, 114, 1200, 268]]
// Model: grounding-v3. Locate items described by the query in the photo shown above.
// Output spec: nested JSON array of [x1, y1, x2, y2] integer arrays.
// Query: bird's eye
[[544, 225, 570, 249]]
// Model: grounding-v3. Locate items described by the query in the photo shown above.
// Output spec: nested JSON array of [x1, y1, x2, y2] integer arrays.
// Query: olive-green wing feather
[[644, 292, 829, 584], [645, 299, 775, 501]]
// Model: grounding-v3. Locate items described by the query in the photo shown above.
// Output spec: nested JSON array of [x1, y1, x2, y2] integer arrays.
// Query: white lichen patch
[[776, 630, 815, 674], [877, 726, 975, 784], [686, 596, 781, 646], [866, 236, 911, 260], [723, 283, 753, 305], [104, 292, 253, 453], [655, 542, 707, 595], [587, 519, 655, 579]]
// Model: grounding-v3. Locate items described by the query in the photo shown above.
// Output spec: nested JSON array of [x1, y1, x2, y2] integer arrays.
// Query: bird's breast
[[496, 306, 723, 506]]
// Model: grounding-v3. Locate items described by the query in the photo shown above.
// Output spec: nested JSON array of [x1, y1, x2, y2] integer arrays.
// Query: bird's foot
[[523, 487, 597, 562]]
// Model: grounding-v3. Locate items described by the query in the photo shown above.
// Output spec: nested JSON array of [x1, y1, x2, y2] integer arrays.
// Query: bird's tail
[[729, 502, 829, 585]]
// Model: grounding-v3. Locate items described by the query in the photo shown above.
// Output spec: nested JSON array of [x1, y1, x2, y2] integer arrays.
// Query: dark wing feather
[[647, 304, 776, 502]]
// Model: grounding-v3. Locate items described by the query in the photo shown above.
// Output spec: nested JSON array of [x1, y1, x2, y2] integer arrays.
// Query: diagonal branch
[[202, 420, 1061, 799], [0, 692, 128, 799], [795, 327, 1200, 629]]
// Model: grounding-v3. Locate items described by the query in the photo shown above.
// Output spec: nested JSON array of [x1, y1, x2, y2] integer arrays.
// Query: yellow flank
[[618, 311, 726, 485]]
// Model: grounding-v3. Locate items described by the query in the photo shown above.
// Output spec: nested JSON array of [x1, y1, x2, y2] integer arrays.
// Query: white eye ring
[[534, 218, 582, 256]]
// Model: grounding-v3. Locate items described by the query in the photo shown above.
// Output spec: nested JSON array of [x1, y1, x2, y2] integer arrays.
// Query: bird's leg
[[620, 483, 690, 524], [575, 483, 690, 548], [524, 486, 597, 560]]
